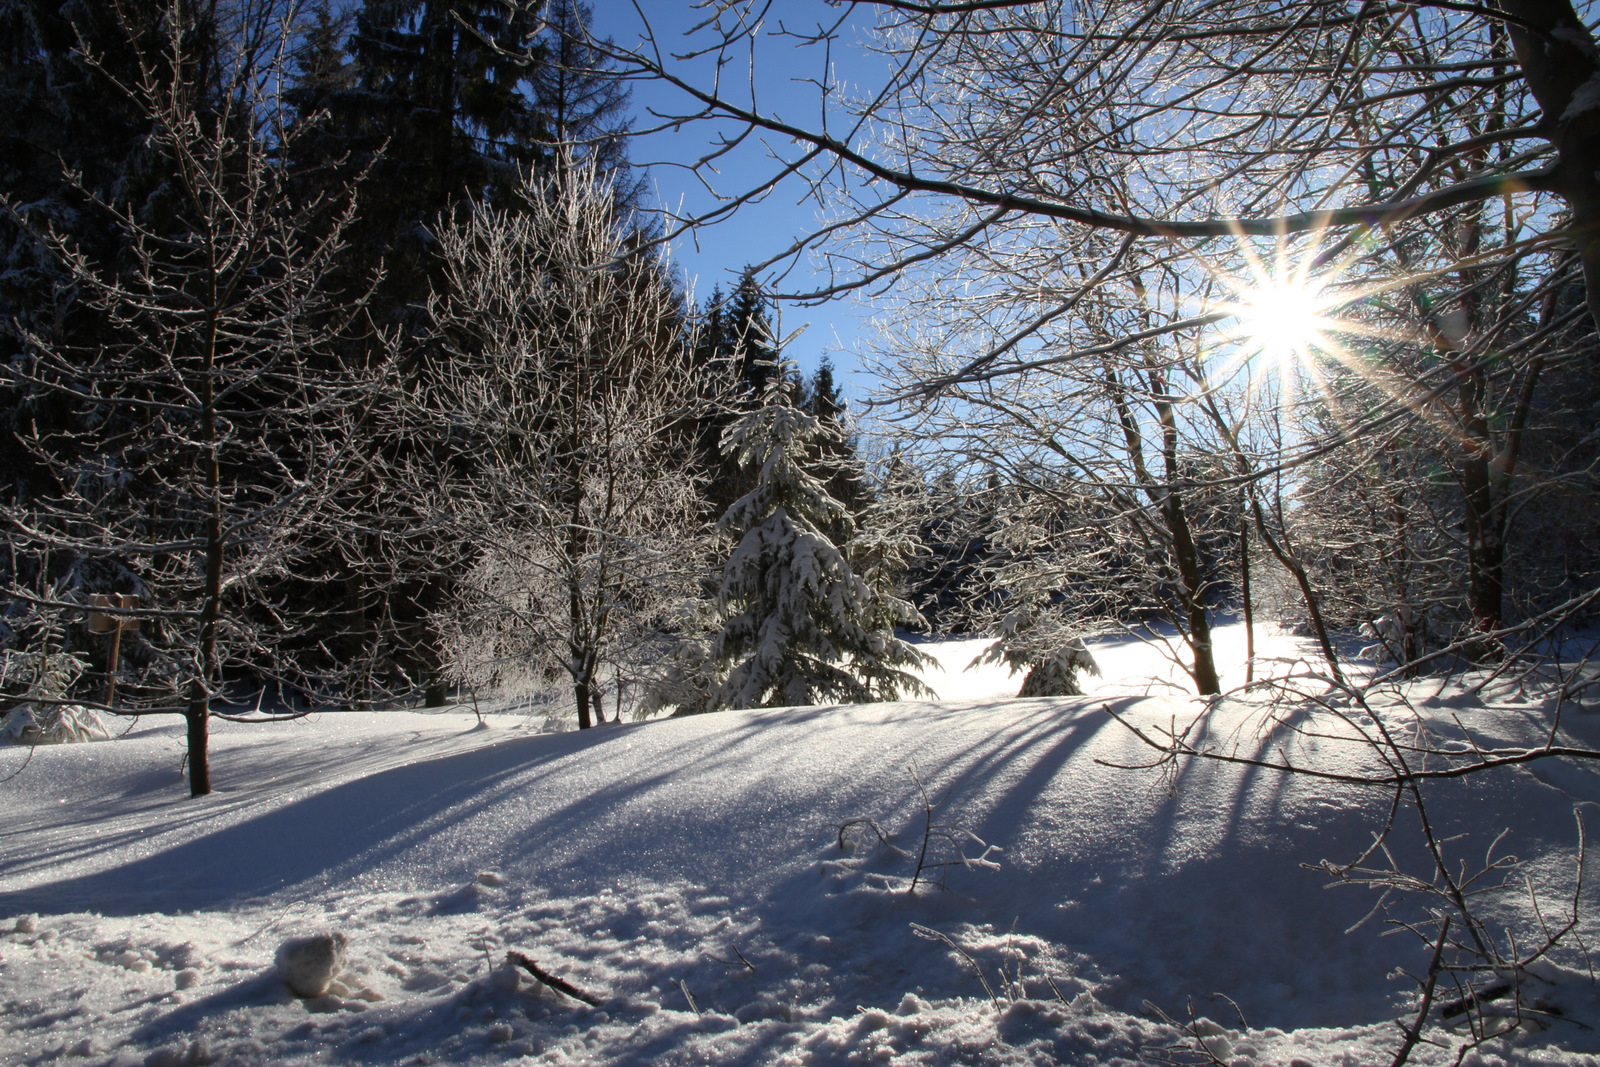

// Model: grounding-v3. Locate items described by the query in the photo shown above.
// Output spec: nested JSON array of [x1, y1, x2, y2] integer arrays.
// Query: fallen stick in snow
[[911, 923, 1000, 1012], [1438, 979, 1514, 1021], [704, 943, 755, 971], [506, 951, 603, 1007]]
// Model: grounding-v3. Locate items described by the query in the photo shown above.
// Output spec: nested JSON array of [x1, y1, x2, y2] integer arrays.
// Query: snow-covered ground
[[3, 624, 1599, 1065], [915, 619, 1334, 703]]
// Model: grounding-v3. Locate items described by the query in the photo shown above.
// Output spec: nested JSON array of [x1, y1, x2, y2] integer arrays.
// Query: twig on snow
[[911, 923, 1000, 1012], [506, 950, 603, 1007], [705, 943, 756, 970]]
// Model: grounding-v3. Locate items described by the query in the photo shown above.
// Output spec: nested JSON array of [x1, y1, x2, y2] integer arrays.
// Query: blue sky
[[590, 0, 882, 398]]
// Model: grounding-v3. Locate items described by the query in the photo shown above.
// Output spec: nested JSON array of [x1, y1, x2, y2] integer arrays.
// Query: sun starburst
[[1206, 235, 1373, 401], [1235, 277, 1336, 365]]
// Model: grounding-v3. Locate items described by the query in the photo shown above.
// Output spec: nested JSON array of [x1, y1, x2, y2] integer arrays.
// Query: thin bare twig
[[506, 951, 603, 1007], [911, 924, 1001, 1012]]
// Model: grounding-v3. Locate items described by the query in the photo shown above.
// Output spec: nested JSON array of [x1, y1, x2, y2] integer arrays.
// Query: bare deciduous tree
[[599, 0, 1599, 662], [1, 0, 371, 795], [394, 157, 709, 729]]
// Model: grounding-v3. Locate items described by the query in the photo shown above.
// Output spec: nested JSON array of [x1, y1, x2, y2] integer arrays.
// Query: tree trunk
[[1105, 362, 1222, 695], [1501, 1, 1600, 328], [344, 572, 369, 709], [573, 644, 596, 730], [191, 305, 224, 798], [1239, 520, 1254, 687], [1152, 367, 1222, 696], [186, 694, 211, 797], [416, 576, 450, 707], [1458, 365, 1505, 649], [1166, 493, 1223, 695], [1249, 492, 1348, 690], [575, 682, 593, 730]]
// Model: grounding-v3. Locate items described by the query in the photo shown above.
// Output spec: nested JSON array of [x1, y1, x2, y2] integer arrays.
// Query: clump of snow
[[275, 932, 349, 998]]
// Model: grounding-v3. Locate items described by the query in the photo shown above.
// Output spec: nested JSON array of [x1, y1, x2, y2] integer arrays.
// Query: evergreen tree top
[[718, 379, 850, 541], [529, 0, 640, 203], [806, 356, 846, 422]]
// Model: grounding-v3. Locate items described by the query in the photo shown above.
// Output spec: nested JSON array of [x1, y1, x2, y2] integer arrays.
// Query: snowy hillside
[[2, 629, 1599, 1065]]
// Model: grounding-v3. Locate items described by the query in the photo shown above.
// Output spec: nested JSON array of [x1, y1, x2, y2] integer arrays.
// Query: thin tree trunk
[[1151, 367, 1221, 696], [1105, 362, 1222, 695], [185, 692, 211, 797], [573, 646, 595, 731], [1249, 492, 1347, 690], [1198, 373, 1343, 688], [192, 315, 223, 798], [567, 503, 594, 730], [422, 578, 450, 707], [1239, 521, 1254, 687], [1166, 494, 1222, 695], [1459, 363, 1505, 648]]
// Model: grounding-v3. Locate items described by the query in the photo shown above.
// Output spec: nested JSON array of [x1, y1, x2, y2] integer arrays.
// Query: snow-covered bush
[[418, 156, 707, 730], [0, 651, 111, 743]]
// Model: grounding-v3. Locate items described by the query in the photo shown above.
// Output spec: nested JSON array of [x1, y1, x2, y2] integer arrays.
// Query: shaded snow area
[[4, 630, 1600, 1065]]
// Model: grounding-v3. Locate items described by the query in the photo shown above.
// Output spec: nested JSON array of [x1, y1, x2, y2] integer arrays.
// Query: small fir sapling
[[0, 651, 110, 744], [652, 371, 933, 712], [971, 604, 1100, 697]]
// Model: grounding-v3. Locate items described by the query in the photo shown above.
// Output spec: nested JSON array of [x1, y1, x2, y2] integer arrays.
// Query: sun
[[1194, 234, 1421, 414], [1206, 238, 1364, 397], [1236, 278, 1335, 365]]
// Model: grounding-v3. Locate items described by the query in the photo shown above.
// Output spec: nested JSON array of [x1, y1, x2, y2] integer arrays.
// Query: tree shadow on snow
[[0, 725, 640, 915]]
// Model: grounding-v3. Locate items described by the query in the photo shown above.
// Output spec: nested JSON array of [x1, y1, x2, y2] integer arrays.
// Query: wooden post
[[104, 623, 123, 708]]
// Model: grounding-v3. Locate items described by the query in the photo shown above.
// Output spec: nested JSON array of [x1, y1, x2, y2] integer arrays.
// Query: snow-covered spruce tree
[[971, 604, 1100, 698], [680, 377, 933, 711]]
